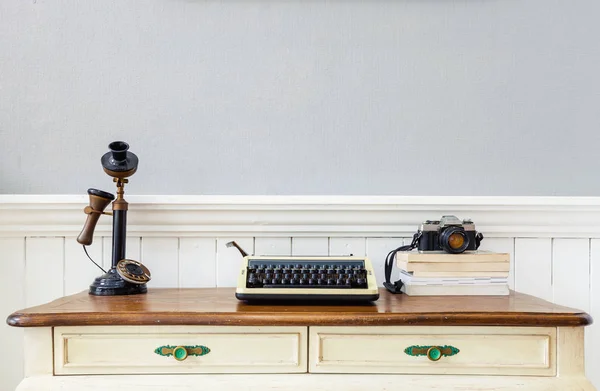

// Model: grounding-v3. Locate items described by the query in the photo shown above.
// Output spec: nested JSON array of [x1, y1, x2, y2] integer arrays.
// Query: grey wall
[[1, 0, 599, 196]]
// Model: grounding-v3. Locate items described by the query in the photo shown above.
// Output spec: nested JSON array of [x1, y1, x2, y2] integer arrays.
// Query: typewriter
[[228, 242, 379, 302]]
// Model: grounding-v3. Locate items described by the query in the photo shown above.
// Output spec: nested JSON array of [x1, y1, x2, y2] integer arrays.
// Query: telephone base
[[89, 268, 147, 296]]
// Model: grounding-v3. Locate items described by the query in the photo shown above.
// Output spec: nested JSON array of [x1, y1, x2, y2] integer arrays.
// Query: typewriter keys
[[117, 259, 151, 284]]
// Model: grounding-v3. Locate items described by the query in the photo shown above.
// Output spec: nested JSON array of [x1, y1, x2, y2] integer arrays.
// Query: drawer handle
[[154, 345, 211, 361], [404, 345, 459, 361]]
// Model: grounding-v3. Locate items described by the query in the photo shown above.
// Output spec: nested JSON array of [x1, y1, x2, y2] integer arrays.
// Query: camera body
[[417, 215, 483, 254]]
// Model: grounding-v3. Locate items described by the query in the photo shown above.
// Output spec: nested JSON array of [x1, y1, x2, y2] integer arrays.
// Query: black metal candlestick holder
[[77, 141, 151, 296]]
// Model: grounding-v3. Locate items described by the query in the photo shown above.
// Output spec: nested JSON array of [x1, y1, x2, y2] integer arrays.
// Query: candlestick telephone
[[77, 141, 151, 296]]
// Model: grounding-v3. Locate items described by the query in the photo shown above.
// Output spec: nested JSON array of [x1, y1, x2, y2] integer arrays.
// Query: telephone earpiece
[[76, 188, 115, 246]]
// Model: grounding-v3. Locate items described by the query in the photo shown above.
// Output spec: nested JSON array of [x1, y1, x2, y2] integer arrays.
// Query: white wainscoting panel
[[25, 237, 64, 307], [0, 238, 25, 391], [1, 196, 600, 391], [329, 237, 366, 257], [514, 238, 553, 303], [552, 239, 590, 312], [292, 237, 329, 256], [179, 238, 217, 288], [140, 237, 179, 288], [478, 237, 515, 289], [255, 237, 292, 256]]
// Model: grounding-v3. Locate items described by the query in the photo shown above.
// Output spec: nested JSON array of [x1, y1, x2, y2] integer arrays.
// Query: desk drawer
[[309, 326, 555, 376], [54, 326, 307, 375]]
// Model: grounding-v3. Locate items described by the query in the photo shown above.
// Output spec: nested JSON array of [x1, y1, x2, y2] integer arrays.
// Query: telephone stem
[[111, 178, 129, 269]]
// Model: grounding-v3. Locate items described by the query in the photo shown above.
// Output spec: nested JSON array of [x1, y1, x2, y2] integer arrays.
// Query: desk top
[[7, 288, 592, 328]]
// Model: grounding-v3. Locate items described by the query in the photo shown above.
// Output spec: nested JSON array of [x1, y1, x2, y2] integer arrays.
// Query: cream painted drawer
[[309, 326, 555, 376], [54, 326, 307, 375]]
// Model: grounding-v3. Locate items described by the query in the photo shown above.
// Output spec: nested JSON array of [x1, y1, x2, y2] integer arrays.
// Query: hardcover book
[[395, 250, 510, 263]]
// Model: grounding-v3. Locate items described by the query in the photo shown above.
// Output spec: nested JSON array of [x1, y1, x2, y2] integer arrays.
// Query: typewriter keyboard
[[245, 260, 369, 289]]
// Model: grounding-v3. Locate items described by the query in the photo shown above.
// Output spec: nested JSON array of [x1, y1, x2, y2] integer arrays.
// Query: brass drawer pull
[[154, 345, 211, 361], [404, 345, 459, 361]]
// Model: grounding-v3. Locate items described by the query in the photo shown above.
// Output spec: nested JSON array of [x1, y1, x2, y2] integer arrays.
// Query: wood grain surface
[[6, 288, 592, 328]]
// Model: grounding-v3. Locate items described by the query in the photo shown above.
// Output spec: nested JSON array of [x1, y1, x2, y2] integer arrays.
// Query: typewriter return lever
[[226, 241, 251, 257]]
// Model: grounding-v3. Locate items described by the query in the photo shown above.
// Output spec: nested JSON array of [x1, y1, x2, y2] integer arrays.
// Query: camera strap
[[475, 232, 484, 249], [383, 232, 421, 294]]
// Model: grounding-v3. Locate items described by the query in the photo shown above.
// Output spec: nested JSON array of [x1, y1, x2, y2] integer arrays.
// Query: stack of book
[[395, 251, 510, 296]]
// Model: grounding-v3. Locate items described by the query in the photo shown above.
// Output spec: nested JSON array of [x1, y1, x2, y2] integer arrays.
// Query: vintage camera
[[417, 215, 483, 254]]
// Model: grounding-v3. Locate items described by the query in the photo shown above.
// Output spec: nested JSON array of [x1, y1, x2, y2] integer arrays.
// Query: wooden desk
[[7, 288, 596, 391]]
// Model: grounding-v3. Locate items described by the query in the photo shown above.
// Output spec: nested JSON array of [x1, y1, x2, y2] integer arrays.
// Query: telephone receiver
[[77, 189, 115, 246]]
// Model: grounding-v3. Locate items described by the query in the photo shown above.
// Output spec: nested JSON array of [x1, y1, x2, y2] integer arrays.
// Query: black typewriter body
[[235, 256, 379, 302]]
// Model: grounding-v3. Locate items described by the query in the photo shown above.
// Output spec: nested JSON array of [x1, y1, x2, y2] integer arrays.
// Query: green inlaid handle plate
[[404, 345, 459, 361], [154, 345, 211, 361]]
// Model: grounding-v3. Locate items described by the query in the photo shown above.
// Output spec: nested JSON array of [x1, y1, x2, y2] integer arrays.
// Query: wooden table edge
[[6, 310, 593, 328]]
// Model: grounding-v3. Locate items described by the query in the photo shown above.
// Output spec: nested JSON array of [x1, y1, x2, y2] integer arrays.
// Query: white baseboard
[[1, 195, 600, 237]]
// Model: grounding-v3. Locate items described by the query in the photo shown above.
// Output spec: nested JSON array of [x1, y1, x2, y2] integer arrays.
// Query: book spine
[[410, 271, 509, 277], [398, 261, 509, 272], [395, 251, 510, 264], [403, 284, 510, 296]]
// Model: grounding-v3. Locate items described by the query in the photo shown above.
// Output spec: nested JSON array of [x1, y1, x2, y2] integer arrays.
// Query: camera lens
[[448, 233, 465, 249], [439, 227, 469, 254]]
